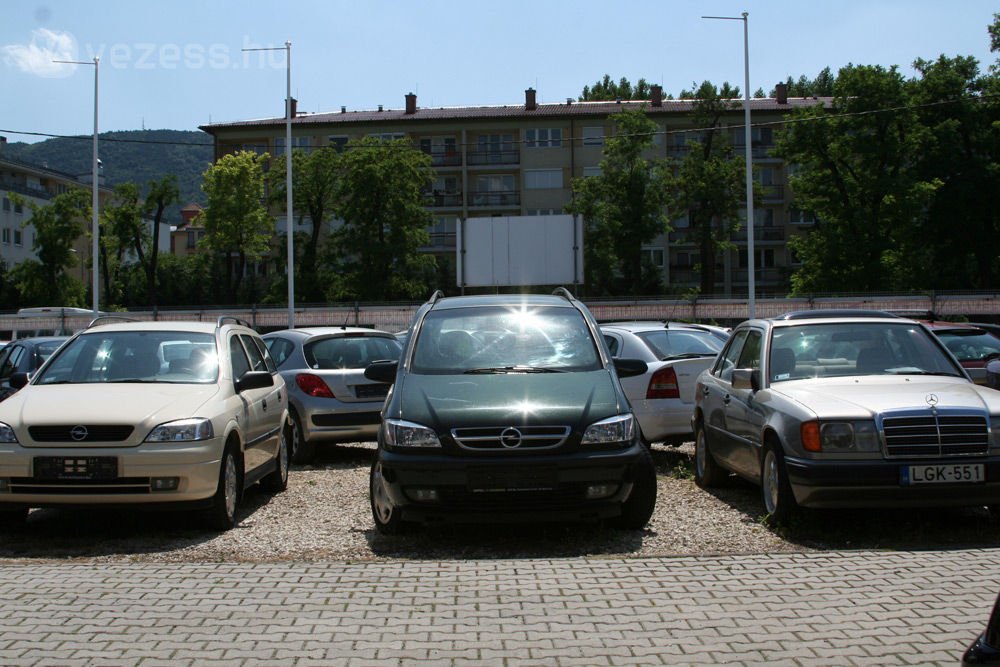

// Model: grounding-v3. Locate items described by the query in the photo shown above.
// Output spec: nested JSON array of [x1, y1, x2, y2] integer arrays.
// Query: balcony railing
[[423, 150, 462, 167], [0, 180, 53, 201], [757, 184, 784, 200], [467, 150, 520, 166], [731, 226, 786, 243], [469, 191, 520, 207], [424, 232, 457, 249], [427, 192, 463, 208], [668, 230, 699, 245]]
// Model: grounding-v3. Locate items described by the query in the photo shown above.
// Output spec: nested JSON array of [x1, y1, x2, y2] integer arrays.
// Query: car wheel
[[260, 421, 290, 493], [761, 442, 798, 525], [289, 411, 316, 465], [613, 445, 657, 530], [0, 506, 28, 530], [205, 445, 241, 531], [370, 460, 406, 535], [694, 423, 727, 488]]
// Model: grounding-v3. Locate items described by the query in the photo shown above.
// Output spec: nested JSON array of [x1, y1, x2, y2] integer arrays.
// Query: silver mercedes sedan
[[692, 311, 1000, 524]]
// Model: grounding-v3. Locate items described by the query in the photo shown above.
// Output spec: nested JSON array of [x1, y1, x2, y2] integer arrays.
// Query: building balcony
[[423, 150, 462, 167], [427, 192, 464, 208], [468, 191, 520, 207], [731, 226, 786, 243], [758, 184, 784, 201], [0, 180, 52, 201], [467, 150, 520, 166], [668, 230, 699, 245], [423, 232, 457, 250]]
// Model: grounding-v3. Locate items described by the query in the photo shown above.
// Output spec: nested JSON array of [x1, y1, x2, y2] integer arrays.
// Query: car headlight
[[146, 418, 214, 443], [582, 414, 636, 446], [801, 420, 880, 453], [0, 422, 17, 444], [383, 419, 441, 448]]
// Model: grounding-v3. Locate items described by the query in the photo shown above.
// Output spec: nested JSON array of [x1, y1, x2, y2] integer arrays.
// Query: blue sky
[[2, 0, 997, 144]]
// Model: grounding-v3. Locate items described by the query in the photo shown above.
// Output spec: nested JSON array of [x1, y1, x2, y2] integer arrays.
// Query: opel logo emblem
[[500, 427, 523, 448], [925, 393, 939, 407], [70, 425, 89, 441]]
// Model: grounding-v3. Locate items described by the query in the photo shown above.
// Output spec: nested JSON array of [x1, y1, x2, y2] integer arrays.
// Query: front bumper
[[0, 439, 225, 507], [785, 455, 1000, 508], [376, 443, 646, 524]]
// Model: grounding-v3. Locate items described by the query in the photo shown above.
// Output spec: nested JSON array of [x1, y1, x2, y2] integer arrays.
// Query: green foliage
[[567, 107, 672, 296], [580, 75, 656, 101], [323, 137, 436, 301], [771, 68, 835, 97], [200, 151, 274, 303]]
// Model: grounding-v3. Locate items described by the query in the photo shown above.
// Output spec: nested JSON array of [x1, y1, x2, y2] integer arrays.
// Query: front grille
[[28, 425, 135, 443], [881, 411, 989, 458], [452, 425, 571, 451]]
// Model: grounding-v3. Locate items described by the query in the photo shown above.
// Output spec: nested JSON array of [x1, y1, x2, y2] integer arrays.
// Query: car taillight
[[295, 373, 335, 398], [646, 366, 680, 399]]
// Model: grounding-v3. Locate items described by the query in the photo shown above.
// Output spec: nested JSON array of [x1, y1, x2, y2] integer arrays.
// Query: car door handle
[[723, 394, 731, 405], [262, 399, 268, 411], [702, 387, 710, 397]]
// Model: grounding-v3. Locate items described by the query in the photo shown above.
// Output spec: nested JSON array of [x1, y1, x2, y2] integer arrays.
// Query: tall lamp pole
[[703, 12, 755, 319], [54, 56, 100, 316], [243, 41, 295, 328]]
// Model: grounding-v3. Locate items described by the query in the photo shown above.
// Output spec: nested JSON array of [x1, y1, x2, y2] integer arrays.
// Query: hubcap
[[278, 431, 289, 482], [223, 454, 238, 519], [763, 452, 779, 513], [695, 431, 706, 478], [371, 464, 394, 525]]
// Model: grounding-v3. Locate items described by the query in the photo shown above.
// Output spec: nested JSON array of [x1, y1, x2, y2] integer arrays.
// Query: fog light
[[408, 488, 439, 502], [586, 483, 617, 500], [151, 477, 179, 491]]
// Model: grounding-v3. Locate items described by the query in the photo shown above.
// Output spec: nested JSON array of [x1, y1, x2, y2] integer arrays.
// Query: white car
[[0, 317, 290, 531], [601, 322, 724, 446]]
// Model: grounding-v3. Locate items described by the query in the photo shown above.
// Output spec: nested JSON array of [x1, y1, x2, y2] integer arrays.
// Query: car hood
[[393, 370, 625, 431], [771, 376, 1000, 418], [0, 383, 223, 441]]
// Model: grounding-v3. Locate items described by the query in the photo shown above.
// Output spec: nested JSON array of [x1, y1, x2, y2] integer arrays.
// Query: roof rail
[[551, 287, 575, 301], [427, 290, 445, 305], [217, 315, 252, 329], [87, 315, 138, 329]]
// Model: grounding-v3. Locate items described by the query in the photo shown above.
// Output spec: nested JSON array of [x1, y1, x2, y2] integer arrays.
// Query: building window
[[13, 200, 22, 214], [1, 228, 9, 244], [788, 207, 817, 224], [739, 248, 776, 269], [675, 251, 699, 268], [2, 198, 8, 212], [186, 230, 198, 249], [525, 128, 562, 148], [239, 143, 267, 155], [526, 209, 562, 216], [13, 230, 22, 246], [368, 132, 406, 141], [583, 166, 602, 178], [642, 247, 665, 268], [274, 136, 312, 155], [327, 135, 349, 151], [582, 126, 604, 146], [524, 169, 562, 189]]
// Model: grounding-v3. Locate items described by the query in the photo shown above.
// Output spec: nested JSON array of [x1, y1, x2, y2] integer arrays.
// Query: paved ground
[[0, 548, 995, 666]]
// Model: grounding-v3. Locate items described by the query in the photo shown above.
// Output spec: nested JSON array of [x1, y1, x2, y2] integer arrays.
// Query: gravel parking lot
[[1, 441, 998, 563]]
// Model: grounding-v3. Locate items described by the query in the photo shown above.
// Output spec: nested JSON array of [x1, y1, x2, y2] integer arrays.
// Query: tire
[[761, 442, 798, 526], [614, 445, 657, 529], [694, 423, 727, 488], [370, 460, 406, 535], [205, 444, 241, 531], [0, 506, 28, 531], [260, 421, 290, 493], [289, 411, 316, 464]]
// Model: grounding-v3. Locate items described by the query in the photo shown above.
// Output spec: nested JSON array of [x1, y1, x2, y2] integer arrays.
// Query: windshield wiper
[[661, 353, 717, 361], [464, 366, 565, 374]]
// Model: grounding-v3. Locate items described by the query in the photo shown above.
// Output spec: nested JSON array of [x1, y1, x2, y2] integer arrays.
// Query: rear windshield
[[636, 329, 723, 359], [412, 305, 601, 374], [304, 336, 402, 369], [36, 331, 218, 385]]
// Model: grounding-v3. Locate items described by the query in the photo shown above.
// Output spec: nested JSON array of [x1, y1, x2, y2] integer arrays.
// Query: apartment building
[[200, 84, 831, 297], [0, 138, 114, 287]]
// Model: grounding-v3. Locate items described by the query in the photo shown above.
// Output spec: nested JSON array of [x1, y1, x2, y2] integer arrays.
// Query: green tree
[[268, 147, 340, 302], [100, 182, 146, 307], [200, 151, 274, 303], [774, 64, 938, 294], [142, 175, 180, 306], [7, 189, 89, 307], [771, 68, 835, 97], [324, 137, 436, 301], [668, 81, 752, 296], [580, 75, 655, 101], [567, 107, 672, 296]]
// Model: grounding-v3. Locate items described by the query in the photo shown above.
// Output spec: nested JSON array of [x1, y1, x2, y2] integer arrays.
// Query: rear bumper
[[785, 456, 1000, 508], [377, 443, 646, 524], [630, 397, 695, 442]]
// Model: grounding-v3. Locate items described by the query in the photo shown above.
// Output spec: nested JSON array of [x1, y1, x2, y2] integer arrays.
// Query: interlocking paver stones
[[0, 549, 996, 665]]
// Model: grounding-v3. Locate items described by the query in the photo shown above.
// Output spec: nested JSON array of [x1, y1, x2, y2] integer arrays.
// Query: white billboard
[[456, 214, 583, 288]]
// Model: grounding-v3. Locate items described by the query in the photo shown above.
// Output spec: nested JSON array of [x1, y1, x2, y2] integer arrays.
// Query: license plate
[[901, 463, 984, 485], [468, 468, 556, 492], [34, 457, 118, 480]]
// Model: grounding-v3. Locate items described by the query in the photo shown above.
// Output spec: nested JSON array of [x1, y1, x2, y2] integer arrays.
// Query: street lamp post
[[54, 56, 100, 316], [703, 12, 755, 319], [243, 41, 295, 328]]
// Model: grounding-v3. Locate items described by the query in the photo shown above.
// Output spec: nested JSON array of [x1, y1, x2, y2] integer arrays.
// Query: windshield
[[412, 305, 602, 374], [769, 321, 963, 383], [36, 331, 218, 385]]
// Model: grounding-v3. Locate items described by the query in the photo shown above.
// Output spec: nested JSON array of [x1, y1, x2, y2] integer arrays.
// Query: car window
[[603, 334, 620, 357], [249, 335, 278, 373], [637, 329, 722, 359], [936, 330, 1000, 363], [240, 334, 267, 372], [230, 336, 252, 379], [412, 305, 601, 373], [1, 346, 24, 379], [713, 330, 748, 382], [305, 336, 402, 370], [736, 331, 762, 370], [265, 336, 295, 368], [35, 341, 63, 368]]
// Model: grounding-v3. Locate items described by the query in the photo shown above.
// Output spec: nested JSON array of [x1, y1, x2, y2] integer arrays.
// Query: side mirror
[[613, 358, 648, 379], [9, 373, 29, 390], [235, 370, 274, 393], [987, 360, 1000, 390], [365, 359, 399, 384], [732, 368, 761, 392]]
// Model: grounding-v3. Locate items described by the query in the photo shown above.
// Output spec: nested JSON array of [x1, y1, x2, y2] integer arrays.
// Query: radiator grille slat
[[451, 426, 571, 451], [882, 413, 989, 458]]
